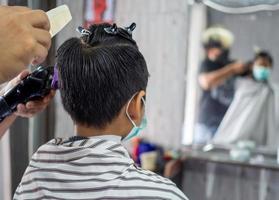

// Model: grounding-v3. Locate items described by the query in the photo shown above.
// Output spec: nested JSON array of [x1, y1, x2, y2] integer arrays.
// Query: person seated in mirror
[[213, 50, 279, 147], [251, 51, 272, 82]]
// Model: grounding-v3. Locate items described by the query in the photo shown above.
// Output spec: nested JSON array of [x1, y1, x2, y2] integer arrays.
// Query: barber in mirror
[[0, 5, 54, 138], [194, 27, 246, 144]]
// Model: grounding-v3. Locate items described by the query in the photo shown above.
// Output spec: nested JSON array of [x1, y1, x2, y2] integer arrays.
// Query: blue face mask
[[253, 65, 271, 81], [123, 95, 147, 141]]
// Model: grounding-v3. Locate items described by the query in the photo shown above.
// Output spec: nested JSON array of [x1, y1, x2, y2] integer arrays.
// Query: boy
[[213, 51, 277, 146], [14, 23, 188, 200], [252, 51, 272, 82]]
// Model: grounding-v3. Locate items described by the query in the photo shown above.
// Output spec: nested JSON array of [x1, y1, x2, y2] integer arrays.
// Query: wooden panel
[[9, 118, 29, 194], [0, 131, 11, 200]]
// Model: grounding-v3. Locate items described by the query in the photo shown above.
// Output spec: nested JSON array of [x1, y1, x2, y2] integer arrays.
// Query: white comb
[[46, 5, 72, 38]]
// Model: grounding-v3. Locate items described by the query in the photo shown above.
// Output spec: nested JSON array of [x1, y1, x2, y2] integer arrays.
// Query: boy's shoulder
[[127, 165, 188, 200]]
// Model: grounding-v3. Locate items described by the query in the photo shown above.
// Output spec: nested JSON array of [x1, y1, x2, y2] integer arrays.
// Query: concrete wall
[[115, 0, 189, 148]]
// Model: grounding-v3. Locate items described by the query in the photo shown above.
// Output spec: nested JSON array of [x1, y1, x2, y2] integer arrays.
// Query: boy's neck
[[75, 124, 125, 138]]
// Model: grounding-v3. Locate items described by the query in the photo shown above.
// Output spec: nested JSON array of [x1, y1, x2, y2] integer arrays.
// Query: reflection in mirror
[[182, 4, 279, 199], [183, 5, 279, 151]]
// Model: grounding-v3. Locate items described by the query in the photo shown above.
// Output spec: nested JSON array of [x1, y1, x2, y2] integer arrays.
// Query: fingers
[[15, 90, 56, 118], [15, 101, 47, 118], [32, 90, 56, 105], [26, 100, 47, 110], [48, 90, 56, 99], [41, 90, 56, 104], [32, 28, 52, 50], [18, 69, 30, 80], [8, 69, 30, 86], [17, 9, 52, 62], [20, 10, 51, 66], [23, 10, 50, 31], [31, 43, 49, 65], [15, 104, 36, 118], [26, 91, 55, 108]]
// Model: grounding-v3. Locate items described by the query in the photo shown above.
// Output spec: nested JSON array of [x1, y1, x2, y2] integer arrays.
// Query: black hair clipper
[[0, 66, 56, 122]]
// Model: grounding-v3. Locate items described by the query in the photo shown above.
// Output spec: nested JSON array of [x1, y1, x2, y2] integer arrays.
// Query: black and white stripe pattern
[[14, 137, 188, 200]]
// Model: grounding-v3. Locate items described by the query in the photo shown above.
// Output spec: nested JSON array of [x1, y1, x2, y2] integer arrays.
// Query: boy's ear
[[127, 90, 146, 124]]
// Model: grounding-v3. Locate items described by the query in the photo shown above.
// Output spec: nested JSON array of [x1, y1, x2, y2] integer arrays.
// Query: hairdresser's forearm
[[0, 114, 17, 139], [199, 64, 235, 90]]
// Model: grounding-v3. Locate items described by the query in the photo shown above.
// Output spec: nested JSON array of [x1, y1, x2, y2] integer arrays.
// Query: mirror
[[183, 3, 279, 151]]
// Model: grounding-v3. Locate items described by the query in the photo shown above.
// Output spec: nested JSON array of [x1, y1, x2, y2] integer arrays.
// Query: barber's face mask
[[124, 94, 147, 141], [253, 66, 271, 81]]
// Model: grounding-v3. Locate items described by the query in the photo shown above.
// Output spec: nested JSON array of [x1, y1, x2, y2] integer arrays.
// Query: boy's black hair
[[56, 23, 149, 128], [255, 51, 273, 66]]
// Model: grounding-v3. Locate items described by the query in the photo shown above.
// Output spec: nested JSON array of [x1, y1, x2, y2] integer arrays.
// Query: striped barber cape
[[14, 136, 188, 200]]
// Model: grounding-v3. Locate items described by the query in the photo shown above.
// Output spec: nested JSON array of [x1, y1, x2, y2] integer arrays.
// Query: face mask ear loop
[[141, 97, 146, 105], [125, 93, 138, 127], [141, 97, 146, 114]]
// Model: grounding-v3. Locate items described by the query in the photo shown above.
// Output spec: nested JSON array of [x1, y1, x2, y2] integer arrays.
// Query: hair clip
[[76, 26, 92, 36], [104, 23, 118, 35], [103, 23, 136, 44], [125, 23, 136, 35]]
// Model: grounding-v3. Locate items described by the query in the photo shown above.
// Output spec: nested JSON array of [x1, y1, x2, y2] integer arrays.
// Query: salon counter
[[180, 145, 279, 200]]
